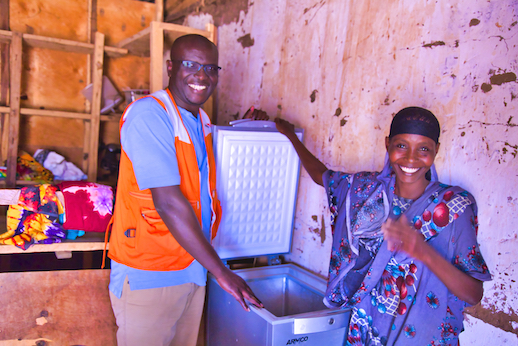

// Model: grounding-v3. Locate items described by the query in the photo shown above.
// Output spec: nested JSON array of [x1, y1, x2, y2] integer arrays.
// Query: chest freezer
[[207, 120, 350, 346]]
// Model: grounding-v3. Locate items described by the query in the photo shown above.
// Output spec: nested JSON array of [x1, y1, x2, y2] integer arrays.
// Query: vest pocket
[[127, 191, 183, 256], [141, 209, 169, 233], [136, 207, 186, 256]]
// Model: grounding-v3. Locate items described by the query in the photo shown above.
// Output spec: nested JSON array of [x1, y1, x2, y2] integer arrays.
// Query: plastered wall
[[172, 0, 518, 341]]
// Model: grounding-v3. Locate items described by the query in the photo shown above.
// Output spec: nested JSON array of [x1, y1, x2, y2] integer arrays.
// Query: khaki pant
[[110, 277, 206, 346]]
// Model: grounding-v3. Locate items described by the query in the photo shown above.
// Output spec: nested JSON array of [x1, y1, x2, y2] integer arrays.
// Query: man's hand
[[214, 267, 264, 312], [243, 106, 269, 120], [151, 186, 263, 312]]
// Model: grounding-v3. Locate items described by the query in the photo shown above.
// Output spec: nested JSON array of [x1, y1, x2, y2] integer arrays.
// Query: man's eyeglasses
[[173, 60, 221, 77]]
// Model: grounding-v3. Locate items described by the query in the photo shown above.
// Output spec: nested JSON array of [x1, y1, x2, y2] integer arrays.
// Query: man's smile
[[189, 83, 207, 91]]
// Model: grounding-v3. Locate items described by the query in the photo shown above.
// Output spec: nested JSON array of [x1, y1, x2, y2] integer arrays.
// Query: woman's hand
[[273, 117, 327, 186], [274, 117, 296, 139], [382, 214, 484, 305], [243, 106, 269, 120], [382, 215, 425, 258]]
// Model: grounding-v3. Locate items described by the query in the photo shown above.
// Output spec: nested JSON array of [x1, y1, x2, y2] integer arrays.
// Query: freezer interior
[[206, 264, 350, 346], [246, 272, 327, 317]]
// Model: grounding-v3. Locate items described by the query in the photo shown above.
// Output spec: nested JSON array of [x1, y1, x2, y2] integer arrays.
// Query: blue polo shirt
[[109, 96, 212, 298]]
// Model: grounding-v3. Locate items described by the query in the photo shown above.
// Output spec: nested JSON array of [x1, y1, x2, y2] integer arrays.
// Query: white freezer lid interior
[[212, 123, 303, 260]]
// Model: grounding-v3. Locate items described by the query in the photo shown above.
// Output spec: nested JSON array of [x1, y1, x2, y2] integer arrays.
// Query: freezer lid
[[212, 121, 303, 260]]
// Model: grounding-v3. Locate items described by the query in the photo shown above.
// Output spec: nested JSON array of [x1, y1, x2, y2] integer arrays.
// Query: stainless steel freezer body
[[207, 264, 350, 346], [207, 122, 350, 345]]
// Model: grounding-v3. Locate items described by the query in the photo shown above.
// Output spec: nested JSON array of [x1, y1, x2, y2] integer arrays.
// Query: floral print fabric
[[322, 162, 491, 345]]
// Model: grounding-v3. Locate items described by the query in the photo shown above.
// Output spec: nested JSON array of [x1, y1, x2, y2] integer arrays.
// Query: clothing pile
[[34, 149, 87, 181], [0, 182, 114, 250], [16, 151, 54, 183]]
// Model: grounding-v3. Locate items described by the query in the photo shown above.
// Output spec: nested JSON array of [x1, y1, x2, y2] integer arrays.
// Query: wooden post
[[155, 0, 164, 22], [206, 23, 217, 45], [86, 31, 104, 182], [149, 21, 163, 93], [83, 0, 96, 173], [204, 23, 217, 122], [1, 0, 9, 168], [6, 32, 21, 188]]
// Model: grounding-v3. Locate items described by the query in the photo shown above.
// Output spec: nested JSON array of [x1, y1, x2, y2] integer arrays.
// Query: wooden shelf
[[0, 232, 107, 254], [0, 29, 127, 57], [116, 22, 212, 57], [0, 106, 121, 122]]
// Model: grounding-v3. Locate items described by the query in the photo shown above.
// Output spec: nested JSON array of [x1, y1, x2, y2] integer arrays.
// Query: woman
[[274, 107, 491, 345]]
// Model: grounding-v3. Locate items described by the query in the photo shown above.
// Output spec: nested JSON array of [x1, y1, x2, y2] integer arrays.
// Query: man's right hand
[[214, 266, 264, 312], [151, 186, 264, 312], [243, 106, 269, 120]]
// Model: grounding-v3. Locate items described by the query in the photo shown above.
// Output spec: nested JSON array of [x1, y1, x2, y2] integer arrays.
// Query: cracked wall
[[167, 0, 518, 341]]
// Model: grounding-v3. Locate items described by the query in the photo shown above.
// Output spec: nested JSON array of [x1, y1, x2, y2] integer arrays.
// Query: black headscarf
[[389, 107, 440, 143]]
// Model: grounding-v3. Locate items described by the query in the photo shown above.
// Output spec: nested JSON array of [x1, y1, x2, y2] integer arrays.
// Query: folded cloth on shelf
[[0, 184, 66, 250], [34, 149, 87, 181], [57, 181, 114, 232]]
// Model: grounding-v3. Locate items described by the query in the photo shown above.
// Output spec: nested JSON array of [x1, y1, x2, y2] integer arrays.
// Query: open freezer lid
[[212, 121, 303, 260]]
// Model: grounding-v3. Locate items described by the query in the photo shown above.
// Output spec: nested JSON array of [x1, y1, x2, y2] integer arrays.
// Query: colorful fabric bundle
[[57, 181, 114, 232], [17, 151, 54, 183], [0, 184, 65, 250]]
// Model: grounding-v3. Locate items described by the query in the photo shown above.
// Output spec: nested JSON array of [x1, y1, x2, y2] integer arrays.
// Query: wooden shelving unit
[[0, 29, 128, 188]]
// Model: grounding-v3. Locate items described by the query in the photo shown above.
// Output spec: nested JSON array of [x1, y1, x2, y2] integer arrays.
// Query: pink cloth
[[58, 181, 114, 232]]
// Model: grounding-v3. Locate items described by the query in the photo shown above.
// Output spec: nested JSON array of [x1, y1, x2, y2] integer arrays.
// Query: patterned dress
[[323, 159, 491, 346]]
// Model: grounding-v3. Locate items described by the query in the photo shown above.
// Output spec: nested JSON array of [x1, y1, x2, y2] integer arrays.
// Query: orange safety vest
[[107, 88, 221, 271]]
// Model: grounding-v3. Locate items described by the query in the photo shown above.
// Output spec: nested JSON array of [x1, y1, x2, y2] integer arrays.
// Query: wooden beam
[[149, 21, 164, 93], [84, 0, 95, 164], [0, 0, 9, 167], [0, 0, 9, 104], [115, 26, 151, 57], [116, 22, 212, 58], [0, 28, 10, 44], [155, 0, 164, 22], [21, 108, 92, 119], [206, 22, 217, 45], [2, 107, 119, 121], [82, 120, 91, 173], [0, 30, 127, 57], [6, 32, 21, 188], [86, 31, 104, 182], [204, 23, 217, 121]]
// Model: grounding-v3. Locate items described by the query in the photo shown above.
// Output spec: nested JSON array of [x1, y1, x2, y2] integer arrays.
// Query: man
[[107, 34, 264, 346]]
